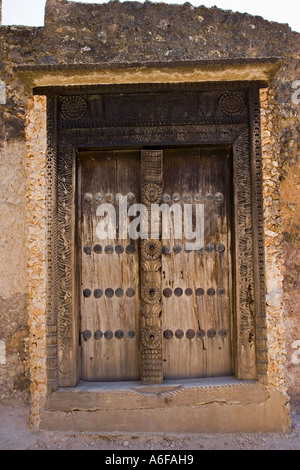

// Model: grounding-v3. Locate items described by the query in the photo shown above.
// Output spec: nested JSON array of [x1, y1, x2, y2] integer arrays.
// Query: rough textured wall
[[0, 0, 299, 410], [25, 95, 47, 427]]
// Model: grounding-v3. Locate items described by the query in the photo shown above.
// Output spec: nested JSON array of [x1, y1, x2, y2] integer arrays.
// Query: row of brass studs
[[84, 244, 135, 255], [84, 287, 225, 298], [82, 329, 136, 340], [83, 288, 136, 298], [163, 243, 225, 254], [83, 192, 136, 203], [82, 328, 228, 341], [83, 243, 225, 255], [164, 329, 228, 339], [162, 193, 224, 203], [83, 192, 224, 203], [163, 287, 226, 298]]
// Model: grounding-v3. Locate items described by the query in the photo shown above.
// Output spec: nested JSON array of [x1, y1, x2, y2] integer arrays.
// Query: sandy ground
[[0, 399, 299, 451]]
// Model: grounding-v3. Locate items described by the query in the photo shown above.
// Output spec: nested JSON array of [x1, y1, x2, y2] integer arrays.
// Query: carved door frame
[[38, 81, 268, 391]]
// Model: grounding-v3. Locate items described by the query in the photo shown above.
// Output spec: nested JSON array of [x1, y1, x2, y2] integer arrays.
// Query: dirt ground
[[0, 398, 299, 451]]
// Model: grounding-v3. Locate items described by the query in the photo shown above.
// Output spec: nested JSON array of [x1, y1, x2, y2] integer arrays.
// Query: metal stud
[[164, 330, 173, 339], [162, 194, 171, 203], [127, 330, 136, 338], [195, 245, 203, 254], [207, 328, 216, 338], [94, 289, 103, 299], [214, 192, 224, 202], [219, 329, 228, 339], [94, 330, 103, 340], [83, 245, 92, 255], [172, 193, 180, 202], [83, 193, 93, 202], [126, 288, 135, 297], [162, 245, 171, 255], [115, 288, 124, 297], [82, 330, 92, 340], [185, 288, 193, 296], [175, 329, 184, 339], [83, 289, 91, 298], [174, 287, 183, 297], [173, 245, 182, 254], [105, 245, 114, 254], [183, 193, 191, 202], [194, 194, 203, 202], [126, 244, 135, 254], [95, 193, 103, 202], [207, 288, 216, 297], [105, 288, 114, 298], [205, 244, 214, 253], [115, 245, 124, 254], [127, 192, 135, 203], [196, 329, 206, 339], [93, 244, 102, 254], [105, 193, 114, 203], [104, 330, 113, 339], [115, 330, 124, 339], [216, 243, 225, 253], [205, 193, 214, 201], [195, 287, 204, 297], [186, 329, 195, 339], [217, 288, 226, 296], [163, 288, 172, 298]]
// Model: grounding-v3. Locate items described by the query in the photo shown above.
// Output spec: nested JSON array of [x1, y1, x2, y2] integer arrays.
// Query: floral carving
[[61, 96, 88, 121], [141, 239, 162, 260], [218, 91, 245, 116], [141, 326, 162, 349], [141, 183, 162, 205], [141, 281, 161, 304]]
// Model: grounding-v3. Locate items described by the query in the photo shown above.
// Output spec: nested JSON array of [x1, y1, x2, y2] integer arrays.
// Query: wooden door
[[78, 146, 233, 382], [78, 149, 141, 381], [161, 147, 233, 378]]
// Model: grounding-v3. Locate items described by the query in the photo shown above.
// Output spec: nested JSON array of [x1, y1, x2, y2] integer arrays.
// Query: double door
[[78, 146, 233, 382]]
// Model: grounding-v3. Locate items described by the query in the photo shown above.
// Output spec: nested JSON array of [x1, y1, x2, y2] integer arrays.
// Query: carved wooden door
[[78, 149, 141, 381], [161, 147, 232, 379], [78, 146, 232, 382]]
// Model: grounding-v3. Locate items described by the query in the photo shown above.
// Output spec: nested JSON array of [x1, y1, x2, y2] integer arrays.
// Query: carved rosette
[[140, 150, 163, 384]]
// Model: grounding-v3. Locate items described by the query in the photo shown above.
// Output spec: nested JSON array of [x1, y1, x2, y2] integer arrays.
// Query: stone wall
[[0, 0, 299, 417]]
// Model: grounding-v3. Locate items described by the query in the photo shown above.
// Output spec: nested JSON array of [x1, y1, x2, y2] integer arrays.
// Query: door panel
[[78, 146, 233, 382], [161, 147, 232, 379], [79, 150, 141, 381]]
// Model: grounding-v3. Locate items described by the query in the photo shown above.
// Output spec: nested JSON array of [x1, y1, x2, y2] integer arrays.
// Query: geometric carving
[[218, 92, 245, 116], [234, 129, 255, 351], [61, 96, 88, 121]]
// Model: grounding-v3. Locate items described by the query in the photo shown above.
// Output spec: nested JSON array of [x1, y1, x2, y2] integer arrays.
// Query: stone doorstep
[[41, 376, 291, 433]]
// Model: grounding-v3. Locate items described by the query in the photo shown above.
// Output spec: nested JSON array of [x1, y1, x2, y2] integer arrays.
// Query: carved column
[[140, 150, 163, 384]]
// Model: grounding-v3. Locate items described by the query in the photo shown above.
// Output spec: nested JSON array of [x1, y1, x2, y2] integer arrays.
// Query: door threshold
[[58, 375, 256, 394], [42, 376, 290, 432]]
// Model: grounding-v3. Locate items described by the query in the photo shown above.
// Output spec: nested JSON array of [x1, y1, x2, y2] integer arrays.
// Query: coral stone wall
[[0, 0, 299, 415]]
